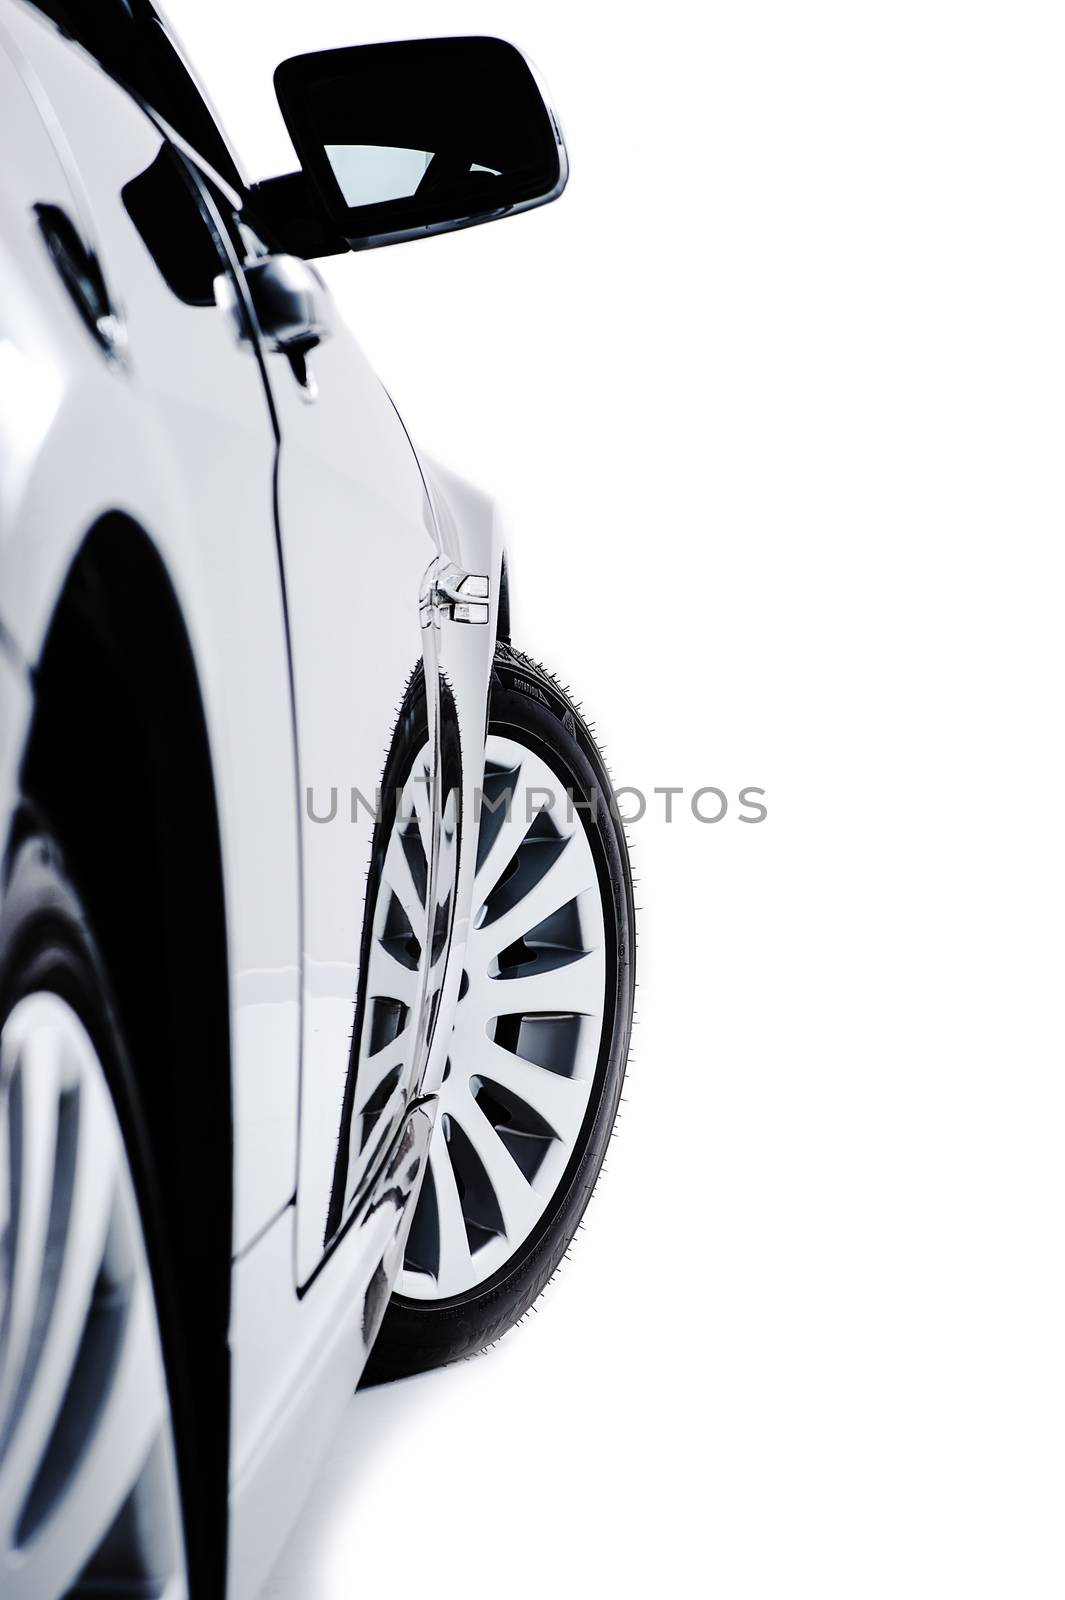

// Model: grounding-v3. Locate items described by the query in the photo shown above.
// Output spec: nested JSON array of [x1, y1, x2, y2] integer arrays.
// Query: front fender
[[413, 451, 505, 1095]]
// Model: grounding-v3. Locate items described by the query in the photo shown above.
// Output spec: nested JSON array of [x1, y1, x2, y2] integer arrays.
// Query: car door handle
[[215, 253, 331, 396], [245, 255, 333, 356], [215, 254, 332, 357], [33, 202, 122, 359], [420, 561, 491, 627]]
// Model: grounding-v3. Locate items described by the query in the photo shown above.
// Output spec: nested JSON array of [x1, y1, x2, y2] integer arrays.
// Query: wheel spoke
[[0, 1030, 61, 1447], [489, 949, 605, 1017], [475, 837, 594, 963], [430, 1146, 474, 1298], [381, 829, 426, 935], [406, 761, 435, 881], [9, 1273, 165, 1600], [473, 781, 539, 904], [367, 943, 419, 1009], [354, 1033, 409, 1110], [0, 1030, 118, 1539], [429, 787, 460, 971], [450, 1098, 538, 1243], [463, 1036, 586, 1141]]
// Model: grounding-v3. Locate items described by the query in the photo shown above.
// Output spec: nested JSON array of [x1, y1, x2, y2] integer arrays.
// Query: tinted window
[[122, 144, 232, 306], [27, 0, 241, 190]]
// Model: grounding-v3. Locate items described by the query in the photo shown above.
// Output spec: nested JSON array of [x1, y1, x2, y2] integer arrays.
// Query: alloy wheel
[[0, 993, 187, 1600], [396, 733, 607, 1300]]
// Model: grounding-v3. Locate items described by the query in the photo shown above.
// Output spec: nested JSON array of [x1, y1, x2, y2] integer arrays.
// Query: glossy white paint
[[227, 1104, 433, 1600], [0, 4, 303, 1256], [0, 6, 531, 1595], [269, 309, 441, 1283], [415, 455, 503, 1096]]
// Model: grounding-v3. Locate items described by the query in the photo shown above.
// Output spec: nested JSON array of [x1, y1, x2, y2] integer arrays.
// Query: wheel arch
[[497, 551, 511, 644], [17, 508, 232, 1596]]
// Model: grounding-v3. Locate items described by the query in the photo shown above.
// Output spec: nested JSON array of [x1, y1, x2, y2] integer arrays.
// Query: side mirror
[[271, 36, 567, 252]]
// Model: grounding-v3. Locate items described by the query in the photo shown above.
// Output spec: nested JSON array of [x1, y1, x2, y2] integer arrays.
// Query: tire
[[364, 645, 635, 1382], [0, 827, 190, 1599]]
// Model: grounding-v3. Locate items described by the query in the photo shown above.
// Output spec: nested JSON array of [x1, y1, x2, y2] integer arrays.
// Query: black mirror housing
[[272, 37, 567, 252]]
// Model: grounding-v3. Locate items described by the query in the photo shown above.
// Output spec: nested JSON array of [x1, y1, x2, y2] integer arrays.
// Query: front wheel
[[365, 645, 635, 1382]]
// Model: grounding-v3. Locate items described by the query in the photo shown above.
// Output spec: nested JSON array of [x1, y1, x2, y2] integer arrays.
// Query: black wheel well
[[20, 512, 231, 1597], [496, 552, 511, 645]]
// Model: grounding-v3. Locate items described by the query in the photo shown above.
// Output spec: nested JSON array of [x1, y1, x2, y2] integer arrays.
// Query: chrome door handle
[[420, 561, 490, 627]]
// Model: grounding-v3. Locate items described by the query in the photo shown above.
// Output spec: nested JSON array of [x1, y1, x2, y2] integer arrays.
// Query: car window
[[122, 143, 237, 307], [26, 0, 242, 191]]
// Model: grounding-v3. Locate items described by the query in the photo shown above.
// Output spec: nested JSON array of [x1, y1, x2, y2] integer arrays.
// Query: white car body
[[0, 4, 524, 1593]]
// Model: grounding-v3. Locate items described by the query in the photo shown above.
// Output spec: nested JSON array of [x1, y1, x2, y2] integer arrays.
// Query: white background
[[168, 4, 1065, 1595]]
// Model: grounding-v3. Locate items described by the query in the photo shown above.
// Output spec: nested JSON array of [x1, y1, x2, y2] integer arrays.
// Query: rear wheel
[[0, 832, 188, 1599], [365, 645, 635, 1381]]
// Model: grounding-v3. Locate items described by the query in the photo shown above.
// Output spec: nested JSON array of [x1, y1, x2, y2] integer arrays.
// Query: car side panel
[[226, 1102, 432, 1600], [264, 313, 442, 1282], [408, 451, 506, 1098], [269, 350, 508, 1279], [0, 4, 302, 1254], [2, 13, 509, 1595]]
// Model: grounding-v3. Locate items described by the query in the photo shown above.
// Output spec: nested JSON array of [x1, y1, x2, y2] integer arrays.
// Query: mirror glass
[[325, 145, 434, 207], [324, 145, 505, 208], [274, 37, 565, 250]]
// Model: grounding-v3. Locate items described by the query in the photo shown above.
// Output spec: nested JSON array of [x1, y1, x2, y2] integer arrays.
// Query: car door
[[245, 258, 447, 1285], [181, 149, 455, 1288], [149, 150, 449, 1285]]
